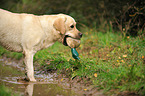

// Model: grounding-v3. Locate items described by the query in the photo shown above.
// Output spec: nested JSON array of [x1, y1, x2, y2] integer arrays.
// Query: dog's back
[[0, 9, 50, 52], [0, 9, 24, 52]]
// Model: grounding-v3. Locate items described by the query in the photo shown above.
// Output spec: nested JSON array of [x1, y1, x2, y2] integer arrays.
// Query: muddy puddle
[[0, 59, 80, 96]]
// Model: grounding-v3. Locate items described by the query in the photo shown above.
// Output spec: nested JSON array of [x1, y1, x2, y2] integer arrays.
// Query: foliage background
[[0, 0, 144, 36]]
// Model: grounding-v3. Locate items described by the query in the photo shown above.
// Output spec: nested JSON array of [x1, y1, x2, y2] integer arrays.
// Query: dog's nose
[[79, 33, 83, 38]]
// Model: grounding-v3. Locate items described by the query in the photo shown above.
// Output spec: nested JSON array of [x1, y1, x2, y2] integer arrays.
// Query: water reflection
[[25, 83, 34, 96], [0, 60, 78, 96]]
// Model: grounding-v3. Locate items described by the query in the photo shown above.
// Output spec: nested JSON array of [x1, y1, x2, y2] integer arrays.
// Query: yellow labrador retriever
[[0, 9, 82, 81]]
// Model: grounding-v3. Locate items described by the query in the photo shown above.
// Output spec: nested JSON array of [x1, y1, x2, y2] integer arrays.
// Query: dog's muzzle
[[62, 32, 83, 46], [62, 33, 83, 48]]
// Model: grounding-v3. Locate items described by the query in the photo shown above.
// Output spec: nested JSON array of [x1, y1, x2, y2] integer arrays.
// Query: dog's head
[[53, 14, 83, 48]]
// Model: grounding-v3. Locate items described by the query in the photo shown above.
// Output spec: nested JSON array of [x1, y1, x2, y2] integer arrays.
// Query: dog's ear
[[53, 17, 67, 34]]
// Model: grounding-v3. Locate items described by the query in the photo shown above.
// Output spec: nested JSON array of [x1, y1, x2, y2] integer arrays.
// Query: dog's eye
[[70, 25, 74, 28]]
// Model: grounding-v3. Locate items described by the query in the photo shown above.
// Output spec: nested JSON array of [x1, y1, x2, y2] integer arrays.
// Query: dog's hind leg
[[23, 49, 36, 82]]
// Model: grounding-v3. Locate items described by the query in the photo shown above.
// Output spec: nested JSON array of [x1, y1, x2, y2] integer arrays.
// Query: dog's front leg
[[24, 50, 36, 82]]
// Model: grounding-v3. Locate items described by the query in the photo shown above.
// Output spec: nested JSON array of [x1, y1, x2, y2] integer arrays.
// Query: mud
[[0, 58, 104, 96], [0, 58, 79, 96]]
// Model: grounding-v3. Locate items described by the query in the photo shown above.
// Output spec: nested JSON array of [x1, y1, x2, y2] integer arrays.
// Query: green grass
[[0, 28, 145, 95], [0, 85, 11, 96], [0, 85, 19, 96], [0, 46, 23, 60]]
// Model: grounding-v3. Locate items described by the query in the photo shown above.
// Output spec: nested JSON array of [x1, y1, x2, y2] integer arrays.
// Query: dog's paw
[[29, 78, 37, 82]]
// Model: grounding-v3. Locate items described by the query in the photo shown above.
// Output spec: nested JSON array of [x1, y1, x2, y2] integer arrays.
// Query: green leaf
[[129, 47, 133, 54]]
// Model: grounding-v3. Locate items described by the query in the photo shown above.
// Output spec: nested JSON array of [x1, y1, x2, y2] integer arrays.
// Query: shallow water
[[0, 59, 79, 96]]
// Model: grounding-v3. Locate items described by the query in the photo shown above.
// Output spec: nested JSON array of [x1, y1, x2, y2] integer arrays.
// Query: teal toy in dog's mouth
[[71, 48, 80, 60], [64, 36, 81, 60]]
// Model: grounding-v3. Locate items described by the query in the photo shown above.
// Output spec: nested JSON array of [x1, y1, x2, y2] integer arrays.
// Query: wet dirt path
[[0, 59, 79, 96]]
